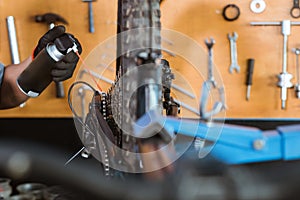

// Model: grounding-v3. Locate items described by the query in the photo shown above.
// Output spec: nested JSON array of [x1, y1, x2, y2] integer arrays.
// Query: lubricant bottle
[[17, 34, 77, 97]]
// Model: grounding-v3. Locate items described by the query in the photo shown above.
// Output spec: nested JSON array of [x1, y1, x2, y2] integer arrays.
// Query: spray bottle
[[17, 34, 78, 97]]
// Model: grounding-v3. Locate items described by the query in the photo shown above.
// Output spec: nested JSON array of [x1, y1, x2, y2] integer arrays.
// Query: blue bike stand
[[135, 111, 300, 165]]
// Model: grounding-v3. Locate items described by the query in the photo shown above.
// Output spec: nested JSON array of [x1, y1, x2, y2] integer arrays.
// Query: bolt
[[253, 139, 265, 150]]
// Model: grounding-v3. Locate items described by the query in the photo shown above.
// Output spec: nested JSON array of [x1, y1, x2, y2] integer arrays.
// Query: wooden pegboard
[[160, 0, 300, 119], [0, 0, 300, 119], [0, 0, 117, 117]]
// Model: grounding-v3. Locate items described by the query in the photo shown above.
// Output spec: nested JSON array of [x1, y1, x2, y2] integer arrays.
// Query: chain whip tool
[[250, 20, 300, 109], [200, 38, 226, 120], [293, 48, 300, 98], [228, 32, 240, 73]]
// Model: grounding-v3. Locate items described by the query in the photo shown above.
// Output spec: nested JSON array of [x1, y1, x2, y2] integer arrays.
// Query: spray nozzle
[[54, 34, 78, 55]]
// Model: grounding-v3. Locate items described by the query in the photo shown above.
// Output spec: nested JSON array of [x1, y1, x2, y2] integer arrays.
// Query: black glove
[[34, 25, 82, 82], [51, 33, 82, 82], [33, 25, 66, 58]]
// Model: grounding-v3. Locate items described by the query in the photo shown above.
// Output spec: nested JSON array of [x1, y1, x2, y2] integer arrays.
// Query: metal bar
[[173, 98, 200, 115], [172, 84, 196, 99], [6, 16, 20, 64], [64, 147, 85, 166], [88, 1, 95, 33], [250, 21, 300, 26], [81, 69, 114, 84], [81, 69, 196, 99], [283, 35, 288, 73], [7, 16, 26, 107]]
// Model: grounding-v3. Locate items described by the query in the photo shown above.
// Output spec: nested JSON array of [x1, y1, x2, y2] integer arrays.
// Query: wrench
[[228, 32, 240, 73], [200, 38, 226, 121], [291, 0, 300, 18], [205, 38, 217, 87]]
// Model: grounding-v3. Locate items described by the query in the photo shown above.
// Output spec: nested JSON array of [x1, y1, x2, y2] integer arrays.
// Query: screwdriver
[[246, 58, 255, 101]]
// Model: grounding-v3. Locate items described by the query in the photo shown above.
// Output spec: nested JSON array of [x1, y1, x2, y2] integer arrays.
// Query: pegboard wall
[[162, 0, 300, 119], [0, 0, 118, 117], [0, 0, 299, 119]]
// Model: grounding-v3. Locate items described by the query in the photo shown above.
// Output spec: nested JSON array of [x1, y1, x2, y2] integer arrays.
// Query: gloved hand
[[33, 25, 66, 58], [51, 33, 82, 82], [33, 25, 82, 82]]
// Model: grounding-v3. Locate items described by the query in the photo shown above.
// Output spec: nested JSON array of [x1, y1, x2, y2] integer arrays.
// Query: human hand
[[33, 25, 66, 58], [51, 33, 82, 82], [34, 26, 82, 81]]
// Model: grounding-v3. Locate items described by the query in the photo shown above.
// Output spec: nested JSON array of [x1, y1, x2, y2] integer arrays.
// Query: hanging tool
[[250, 0, 266, 14], [6, 16, 20, 65], [250, 20, 300, 109], [291, 0, 300, 18], [205, 38, 217, 87], [228, 32, 240, 73], [293, 48, 300, 98], [35, 13, 69, 29], [200, 38, 226, 121], [222, 4, 240, 22], [35, 13, 69, 98], [82, 0, 97, 33], [246, 58, 255, 101], [6, 16, 26, 108]]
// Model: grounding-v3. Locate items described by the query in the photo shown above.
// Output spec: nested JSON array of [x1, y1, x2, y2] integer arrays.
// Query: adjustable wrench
[[228, 32, 240, 73]]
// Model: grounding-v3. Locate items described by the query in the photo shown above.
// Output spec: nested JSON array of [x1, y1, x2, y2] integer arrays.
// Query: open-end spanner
[[228, 32, 240, 73], [204, 38, 217, 87], [200, 38, 226, 121]]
